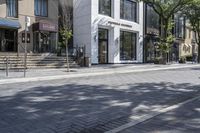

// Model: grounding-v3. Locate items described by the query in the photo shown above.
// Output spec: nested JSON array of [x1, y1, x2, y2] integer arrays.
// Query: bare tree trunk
[[66, 40, 70, 72]]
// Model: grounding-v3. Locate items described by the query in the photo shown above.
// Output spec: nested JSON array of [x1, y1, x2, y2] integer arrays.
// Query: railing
[[68, 46, 86, 65]]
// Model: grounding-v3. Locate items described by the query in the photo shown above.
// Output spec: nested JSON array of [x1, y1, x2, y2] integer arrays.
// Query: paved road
[[0, 67, 200, 133], [120, 97, 200, 133]]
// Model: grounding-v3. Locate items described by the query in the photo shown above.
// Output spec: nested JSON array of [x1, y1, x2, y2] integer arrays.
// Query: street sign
[[25, 16, 31, 31]]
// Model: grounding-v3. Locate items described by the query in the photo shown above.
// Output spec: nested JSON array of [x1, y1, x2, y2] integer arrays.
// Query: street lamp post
[[24, 16, 30, 77]]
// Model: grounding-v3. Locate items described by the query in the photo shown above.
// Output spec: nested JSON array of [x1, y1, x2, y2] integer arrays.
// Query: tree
[[184, 0, 200, 63], [140, 0, 192, 63], [59, 0, 73, 72]]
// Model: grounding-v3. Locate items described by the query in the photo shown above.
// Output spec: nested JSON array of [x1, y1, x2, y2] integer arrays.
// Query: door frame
[[98, 28, 109, 64]]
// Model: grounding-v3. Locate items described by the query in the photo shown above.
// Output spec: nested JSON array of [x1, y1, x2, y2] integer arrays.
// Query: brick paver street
[[0, 67, 200, 133], [120, 97, 200, 133]]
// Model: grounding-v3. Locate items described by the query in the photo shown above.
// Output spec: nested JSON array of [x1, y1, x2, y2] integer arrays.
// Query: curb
[[0, 65, 199, 85]]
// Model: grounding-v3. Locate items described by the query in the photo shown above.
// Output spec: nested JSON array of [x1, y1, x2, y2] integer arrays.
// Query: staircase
[[0, 53, 79, 70]]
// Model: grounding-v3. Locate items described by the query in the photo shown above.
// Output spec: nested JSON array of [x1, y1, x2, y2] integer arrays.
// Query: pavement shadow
[[131, 97, 200, 133], [0, 82, 200, 133]]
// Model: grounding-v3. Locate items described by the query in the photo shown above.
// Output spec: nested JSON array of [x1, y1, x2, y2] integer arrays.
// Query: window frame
[[120, 30, 137, 61], [6, 0, 18, 18], [145, 4, 160, 35], [174, 15, 186, 39], [120, 0, 138, 22], [34, 0, 48, 17], [98, 0, 112, 17]]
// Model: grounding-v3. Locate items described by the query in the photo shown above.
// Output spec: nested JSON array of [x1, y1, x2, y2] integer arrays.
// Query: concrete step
[[0, 64, 79, 69], [0, 52, 79, 69], [0, 60, 75, 63], [0, 52, 57, 56]]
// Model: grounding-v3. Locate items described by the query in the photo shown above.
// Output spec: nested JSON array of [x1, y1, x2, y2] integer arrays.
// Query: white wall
[[73, 0, 92, 58], [74, 0, 144, 64]]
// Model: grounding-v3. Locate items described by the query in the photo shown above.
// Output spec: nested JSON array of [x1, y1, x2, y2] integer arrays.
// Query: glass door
[[0, 29, 17, 52], [98, 28, 108, 64], [33, 32, 56, 53]]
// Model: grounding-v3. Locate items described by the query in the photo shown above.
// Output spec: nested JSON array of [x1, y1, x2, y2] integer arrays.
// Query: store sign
[[39, 22, 58, 32], [108, 21, 132, 28]]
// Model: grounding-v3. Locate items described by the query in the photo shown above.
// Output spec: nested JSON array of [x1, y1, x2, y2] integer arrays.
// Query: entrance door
[[0, 29, 17, 52], [98, 28, 108, 64], [33, 32, 56, 53]]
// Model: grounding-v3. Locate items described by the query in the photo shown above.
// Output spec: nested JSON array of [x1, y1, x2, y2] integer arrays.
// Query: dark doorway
[[0, 29, 17, 52], [98, 28, 108, 64]]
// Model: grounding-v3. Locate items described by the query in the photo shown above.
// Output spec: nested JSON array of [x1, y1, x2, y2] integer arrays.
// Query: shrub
[[186, 56, 193, 61], [179, 57, 186, 63]]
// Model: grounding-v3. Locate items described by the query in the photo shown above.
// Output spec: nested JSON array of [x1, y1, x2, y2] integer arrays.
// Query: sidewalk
[[0, 63, 200, 84]]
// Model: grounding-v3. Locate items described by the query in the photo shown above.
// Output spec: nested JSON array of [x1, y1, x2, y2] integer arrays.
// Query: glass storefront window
[[174, 14, 185, 38], [98, 28, 108, 64], [120, 0, 137, 22], [99, 0, 111, 16], [33, 32, 56, 53], [120, 31, 137, 60], [146, 5, 160, 35], [7, 0, 18, 17]]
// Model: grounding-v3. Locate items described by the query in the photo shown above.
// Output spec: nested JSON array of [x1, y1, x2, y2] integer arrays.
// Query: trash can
[[84, 57, 91, 67]]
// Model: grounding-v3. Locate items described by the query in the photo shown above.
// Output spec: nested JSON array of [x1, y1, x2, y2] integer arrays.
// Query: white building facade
[[74, 0, 144, 64]]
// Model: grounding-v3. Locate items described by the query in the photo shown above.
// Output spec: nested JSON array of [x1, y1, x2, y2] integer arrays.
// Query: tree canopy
[[141, 0, 192, 20], [140, 0, 193, 63], [183, 0, 200, 62]]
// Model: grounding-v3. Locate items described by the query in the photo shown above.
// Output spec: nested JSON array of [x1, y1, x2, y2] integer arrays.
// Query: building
[[0, 0, 58, 53], [179, 21, 198, 59], [174, 13, 198, 61], [73, 0, 144, 64], [143, 4, 160, 63], [172, 13, 186, 61], [143, 5, 198, 63]]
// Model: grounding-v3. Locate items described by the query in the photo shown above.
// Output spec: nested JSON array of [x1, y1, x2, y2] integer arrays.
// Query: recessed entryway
[[98, 28, 109, 64]]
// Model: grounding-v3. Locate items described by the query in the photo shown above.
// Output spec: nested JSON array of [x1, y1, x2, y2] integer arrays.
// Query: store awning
[[0, 18, 21, 29], [33, 22, 58, 32]]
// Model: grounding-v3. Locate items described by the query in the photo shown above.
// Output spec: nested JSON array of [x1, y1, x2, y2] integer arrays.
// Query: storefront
[[143, 4, 160, 63], [0, 18, 21, 52], [98, 28, 109, 64], [74, 0, 144, 64], [144, 35, 160, 63], [33, 22, 58, 53], [120, 31, 137, 61]]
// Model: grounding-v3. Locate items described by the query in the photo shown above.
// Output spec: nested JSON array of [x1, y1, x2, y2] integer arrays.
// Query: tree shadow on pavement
[[0, 82, 200, 133], [127, 97, 200, 133]]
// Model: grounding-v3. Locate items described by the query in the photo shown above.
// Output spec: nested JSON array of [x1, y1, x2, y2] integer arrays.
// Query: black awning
[[33, 22, 58, 32], [0, 18, 21, 29]]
